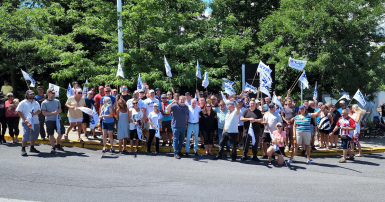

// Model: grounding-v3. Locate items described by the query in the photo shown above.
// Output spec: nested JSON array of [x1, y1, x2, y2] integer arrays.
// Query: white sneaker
[[285, 146, 289, 152]]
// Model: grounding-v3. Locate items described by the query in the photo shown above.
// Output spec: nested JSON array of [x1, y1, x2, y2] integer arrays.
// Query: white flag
[[49, 83, 60, 97], [298, 71, 309, 89], [137, 126, 142, 139], [90, 106, 99, 129], [82, 79, 88, 96], [337, 94, 351, 103], [164, 56, 172, 77], [313, 81, 317, 101], [56, 114, 61, 133], [222, 79, 234, 88], [353, 89, 367, 107], [77, 107, 98, 116], [67, 83, 73, 98], [26, 110, 34, 131], [21, 69, 36, 87], [260, 80, 271, 97], [196, 60, 201, 79], [137, 74, 145, 91], [224, 83, 236, 96], [272, 94, 283, 111], [202, 71, 209, 88], [288, 57, 307, 71], [221, 91, 228, 104], [116, 57, 125, 78], [248, 124, 256, 146], [245, 82, 257, 94], [257, 61, 272, 75], [155, 125, 161, 139]]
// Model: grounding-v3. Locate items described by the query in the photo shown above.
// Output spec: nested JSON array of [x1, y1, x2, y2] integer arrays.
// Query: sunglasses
[[123, 88, 127, 90], [105, 91, 111, 92], [88, 93, 94, 95], [219, 104, 224, 106], [50, 92, 56, 94], [77, 92, 83, 94], [133, 103, 138, 105], [206, 106, 211, 108], [167, 94, 172, 95], [7, 95, 13, 97], [269, 106, 274, 108], [277, 126, 283, 127], [161, 97, 167, 99]]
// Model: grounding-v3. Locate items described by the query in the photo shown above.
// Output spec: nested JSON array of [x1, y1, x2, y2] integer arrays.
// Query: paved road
[[0, 144, 385, 202]]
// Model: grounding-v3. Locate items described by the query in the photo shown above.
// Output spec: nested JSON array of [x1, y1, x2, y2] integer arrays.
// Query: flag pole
[[250, 71, 258, 86], [196, 77, 197, 89], [20, 69, 31, 90], [288, 71, 303, 93]]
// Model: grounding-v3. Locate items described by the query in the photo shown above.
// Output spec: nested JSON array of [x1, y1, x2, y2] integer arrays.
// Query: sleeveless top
[[102, 105, 114, 123], [318, 111, 331, 130]]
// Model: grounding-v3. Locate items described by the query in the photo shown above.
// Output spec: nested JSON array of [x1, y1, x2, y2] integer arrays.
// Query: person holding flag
[[65, 88, 86, 142], [128, 99, 144, 154], [42, 88, 65, 153], [83, 91, 96, 138], [16, 90, 41, 156]]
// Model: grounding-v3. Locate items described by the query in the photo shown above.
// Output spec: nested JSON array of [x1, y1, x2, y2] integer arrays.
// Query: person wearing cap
[[65, 88, 86, 142], [337, 100, 347, 114], [237, 99, 246, 149], [287, 105, 322, 164], [155, 88, 162, 103], [282, 97, 297, 152], [260, 102, 283, 159], [35, 86, 47, 140], [147, 102, 162, 154], [166, 96, 189, 159], [1, 80, 13, 98], [185, 99, 202, 156], [239, 98, 263, 161], [0, 92, 7, 143], [139, 88, 147, 100], [329, 104, 341, 148], [16, 90, 41, 156], [143, 89, 160, 142], [266, 122, 286, 165], [213, 98, 242, 162], [94, 86, 105, 114], [112, 89, 118, 98], [41, 88, 65, 153], [5, 92, 20, 143], [185, 92, 193, 106]]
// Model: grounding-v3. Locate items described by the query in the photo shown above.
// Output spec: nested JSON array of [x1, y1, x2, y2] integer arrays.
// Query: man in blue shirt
[[155, 88, 162, 103], [100, 87, 116, 110]]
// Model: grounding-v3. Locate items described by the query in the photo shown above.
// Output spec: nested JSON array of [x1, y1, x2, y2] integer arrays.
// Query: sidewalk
[[3, 122, 385, 155]]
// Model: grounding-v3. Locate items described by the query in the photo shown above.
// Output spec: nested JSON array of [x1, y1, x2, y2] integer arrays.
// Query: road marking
[[0, 198, 40, 202]]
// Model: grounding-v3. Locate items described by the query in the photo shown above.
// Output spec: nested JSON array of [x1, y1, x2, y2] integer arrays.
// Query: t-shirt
[[5, 100, 19, 117], [66, 96, 86, 119], [100, 95, 116, 106], [306, 107, 316, 126], [1, 85, 13, 97], [34, 94, 45, 105], [0, 98, 7, 117], [242, 108, 263, 135], [16, 99, 41, 124], [294, 114, 312, 132], [336, 117, 356, 137], [148, 112, 163, 129], [84, 97, 95, 108], [224, 110, 239, 133], [337, 107, 347, 115], [272, 131, 286, 147], [126, 98, 145, 109], [238, 107, 246, 126], [214, 107, 228, 129], [143, 98, 160, 117], [102, 106, 114, 123], [41, 99, 61, 121], [130, 108, 143, 130], [170, 104, 189, 128], [263, 112, 283, 134], [263, 104, 269, 112], [160, 102, 172, 121], [118, 93, 132, 102], [331, 110, 341, 129], [188, 106, 201, 123], [94, 93, 105, 112], [155, 95, 162, 103], [283, 106, 297, 123], [199, 111, 217, 132]]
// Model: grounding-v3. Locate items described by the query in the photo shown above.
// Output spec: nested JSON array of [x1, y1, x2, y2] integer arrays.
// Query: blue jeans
[[172, 127, 186, 154], [186, 123, 199, 153], [218, 129, 230, 152]]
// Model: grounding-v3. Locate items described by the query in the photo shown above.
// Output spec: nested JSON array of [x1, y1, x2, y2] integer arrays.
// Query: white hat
[[340, 100, 345, 104], [7, 93, 13, 96], [149, 89, 155, 93]]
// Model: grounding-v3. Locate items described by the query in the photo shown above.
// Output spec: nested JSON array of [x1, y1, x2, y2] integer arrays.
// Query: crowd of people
[[0, 80, 367, 165]]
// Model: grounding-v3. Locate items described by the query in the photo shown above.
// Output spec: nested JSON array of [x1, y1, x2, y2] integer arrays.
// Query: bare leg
[[290, 144, 299, 160], [306, 145, 311, 161], [65, 122, 76, 140], [102, 129, 108, 148], [77, 122, 82, 140], [108, 131, 114, 150], [262, 142, 269, 156]]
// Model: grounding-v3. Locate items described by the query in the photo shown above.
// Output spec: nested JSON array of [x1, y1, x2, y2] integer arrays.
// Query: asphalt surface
[[1, 143, 385, 202]]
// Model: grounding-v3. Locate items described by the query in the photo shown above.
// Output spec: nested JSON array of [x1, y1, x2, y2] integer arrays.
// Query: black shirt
[[306, 107, 316, 126], [199, 111, 217, 132], [242, 108, 263, 135], [381, 105, 385, 117], [118, 94, 132, 102], [331, 110, 341, 129], [0, 98, 6, 118]]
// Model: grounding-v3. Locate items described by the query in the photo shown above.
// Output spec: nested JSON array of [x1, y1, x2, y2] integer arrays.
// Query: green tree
[[256, 0, 385, 100]]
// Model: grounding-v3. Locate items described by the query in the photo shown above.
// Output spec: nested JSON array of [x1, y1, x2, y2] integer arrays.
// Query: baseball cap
[[149, 89, 155, 93], [199, 91, 203, 94], [155, 88, 160, 91], [276, 122, 283, 127], [330, 104, 336, 108], [269, 103, 275, 107], [255, 99, 261, 103], [26, 90, 34, 95], [227, 101, 235, 106], [7, 93, 13, 96], [185, 92, 191, 96], [236, 99, 243, 103], [98, 86, 104, 90], [154, 103, 159, 107], [340, 100, 345, 104], [299, 105, 305, 109], [133, 90, 138, 94], [138, 89, 144, 93], [4, 80, 8, 83]]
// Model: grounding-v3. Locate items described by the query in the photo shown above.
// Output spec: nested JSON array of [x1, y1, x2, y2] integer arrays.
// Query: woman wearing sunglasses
[[65, 88, 86, 142], [199, 103, 217, 155], [267, 122, 286, 165], [115, 98, 130, 153], [129, 100, 143, 154]]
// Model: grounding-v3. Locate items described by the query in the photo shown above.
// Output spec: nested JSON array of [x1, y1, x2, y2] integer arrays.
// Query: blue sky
[[202, 0, 212, 12]]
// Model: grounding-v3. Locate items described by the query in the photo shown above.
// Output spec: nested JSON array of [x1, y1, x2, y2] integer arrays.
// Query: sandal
[[338, 159, 347, 163], [268, 161, 272, 165], [78, 138, 83, 142], [356, 154, 362, 157], [65, 136, 69, 141]]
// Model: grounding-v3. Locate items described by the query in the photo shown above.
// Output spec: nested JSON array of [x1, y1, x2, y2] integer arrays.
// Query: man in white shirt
[[143, 89, 160, 141], [213, 98, 240, 162], [185, 99, 201, 156], [16, 90, 41, 156]]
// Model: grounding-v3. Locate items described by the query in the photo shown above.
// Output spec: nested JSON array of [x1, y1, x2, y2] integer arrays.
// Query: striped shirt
[[294, 114, 312, 132], [318, 111, 331, 130]]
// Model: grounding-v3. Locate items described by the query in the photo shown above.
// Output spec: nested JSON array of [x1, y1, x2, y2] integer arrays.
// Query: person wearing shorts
[[330, 109, 355, 163], [100, 96, 115, 153], [16, 90, 41, 156], [287, 105, 322, 164], [160, 93, 172, 146], [261, 103, 283, 159], [42, 88, 65, 153], [282, 97, 297, 152], [65, 88, 86, 142]]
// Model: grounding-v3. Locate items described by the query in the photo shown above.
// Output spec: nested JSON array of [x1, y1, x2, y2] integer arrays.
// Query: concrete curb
[[4, 134, 385, 156]]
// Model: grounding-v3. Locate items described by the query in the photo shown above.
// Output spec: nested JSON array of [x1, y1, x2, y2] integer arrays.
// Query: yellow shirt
[[1, 85, 13, 97], [66, 96, 86, 119]]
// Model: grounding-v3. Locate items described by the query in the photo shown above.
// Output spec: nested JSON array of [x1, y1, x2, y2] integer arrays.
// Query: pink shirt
[[272, 130, 286, 147], [5, 101, 19, 117]]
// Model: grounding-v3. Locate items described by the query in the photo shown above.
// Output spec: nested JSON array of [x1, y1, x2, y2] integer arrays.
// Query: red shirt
[[5, 100, 19, 117], [161, 102, 171, 117], [94, 93, 105, 113], [336, 117, 355, 137]]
